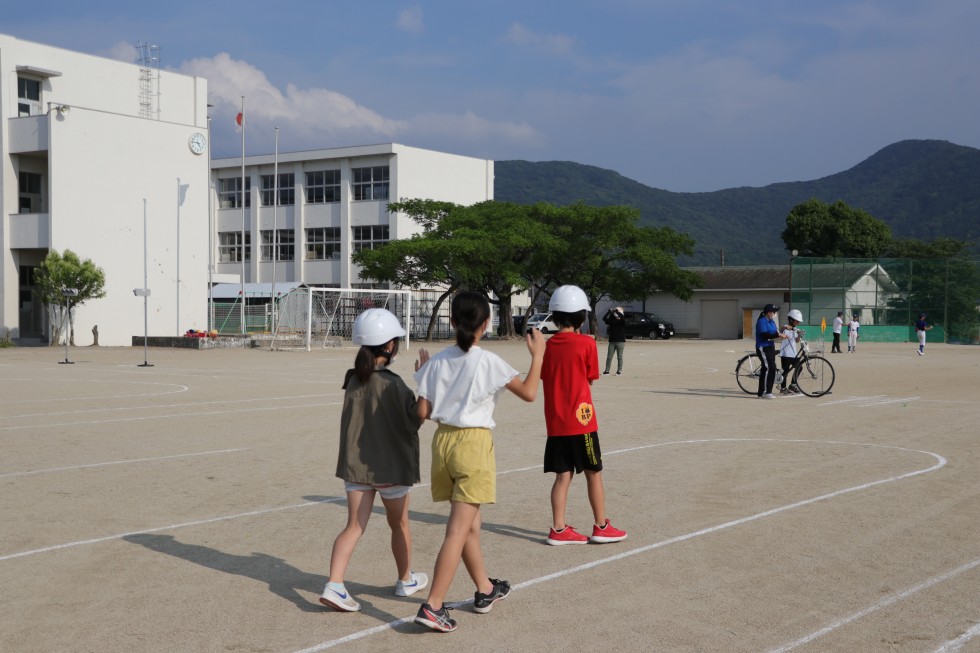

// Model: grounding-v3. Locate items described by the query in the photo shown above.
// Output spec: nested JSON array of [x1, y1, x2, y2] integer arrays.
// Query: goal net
[[271, 287, 412, 351]]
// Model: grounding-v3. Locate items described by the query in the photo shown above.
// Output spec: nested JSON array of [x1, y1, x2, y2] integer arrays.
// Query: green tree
[[782, 198, 892, 257], [34, 250, 107, 346], [531, 203, 701, 334], [354, 200, 464, 340], [355, 200, 558, 339]]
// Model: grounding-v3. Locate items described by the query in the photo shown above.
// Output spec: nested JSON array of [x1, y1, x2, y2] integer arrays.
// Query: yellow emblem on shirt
[[575, 402, 595, 425]]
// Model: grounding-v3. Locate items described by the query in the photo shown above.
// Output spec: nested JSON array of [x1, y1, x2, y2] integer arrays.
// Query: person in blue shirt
[[755, 304, 786, 399], [915, 313, 932, 356]]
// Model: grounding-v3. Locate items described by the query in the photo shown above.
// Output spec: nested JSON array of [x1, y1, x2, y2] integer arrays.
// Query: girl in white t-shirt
[[411, 291, 545, 633], [779, 309, 804, 394]]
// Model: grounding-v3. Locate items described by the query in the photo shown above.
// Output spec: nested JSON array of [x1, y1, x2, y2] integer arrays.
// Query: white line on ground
[[0, 448, 249, 479], [0, 401, 341, 433], [933, 622, 980, 653], [0, 393, 338, 421], [766, 557, 980, 653], [858, 396, 920, 407], [0, 378, 189, 404], [819, 395, 887, 406], [1, 439, 942, 565], [290, 439, 947, 652]]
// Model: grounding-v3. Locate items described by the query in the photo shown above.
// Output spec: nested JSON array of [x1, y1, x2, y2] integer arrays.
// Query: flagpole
[[272, 126, 279, 334], [239, 95, 246, 334]]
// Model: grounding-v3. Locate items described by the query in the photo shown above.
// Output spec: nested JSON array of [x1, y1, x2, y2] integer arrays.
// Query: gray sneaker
[[319, 585, 360, 612], [473, 578, 511, 614]]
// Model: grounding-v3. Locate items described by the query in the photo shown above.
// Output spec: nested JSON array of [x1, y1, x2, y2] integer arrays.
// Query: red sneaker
[[546, 525, 589, 545], [590, 519, 627, 543]]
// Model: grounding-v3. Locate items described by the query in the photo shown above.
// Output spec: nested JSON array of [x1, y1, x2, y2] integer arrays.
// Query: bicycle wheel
[[735, 354, 762, 394], [793, 355, 835, 397]]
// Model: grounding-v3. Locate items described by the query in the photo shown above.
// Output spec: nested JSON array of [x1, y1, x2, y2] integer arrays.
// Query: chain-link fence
[[790, 257, 980, 344]]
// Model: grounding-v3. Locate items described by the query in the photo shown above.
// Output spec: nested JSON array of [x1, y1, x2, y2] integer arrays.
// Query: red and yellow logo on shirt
[[575, 402, 595, 426]]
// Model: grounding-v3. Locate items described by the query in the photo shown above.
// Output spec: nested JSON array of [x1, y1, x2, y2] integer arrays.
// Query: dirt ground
[[1, 337, 978, 653]]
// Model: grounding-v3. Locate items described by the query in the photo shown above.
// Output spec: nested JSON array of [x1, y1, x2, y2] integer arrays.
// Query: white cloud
[[396, 6, 424, 33], [504, 23, 575, 56], [177, 53, 538, 159], [103, 40, 137, 64]]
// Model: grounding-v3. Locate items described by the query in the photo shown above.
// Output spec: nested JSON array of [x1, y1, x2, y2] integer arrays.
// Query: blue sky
[[6, 1, 979, 192]]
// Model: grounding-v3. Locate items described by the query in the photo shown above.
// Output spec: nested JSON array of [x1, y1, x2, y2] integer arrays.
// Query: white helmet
[[787, 309, 804, 323], [352, 308, 406, 346], [548, 285, 590, 312]]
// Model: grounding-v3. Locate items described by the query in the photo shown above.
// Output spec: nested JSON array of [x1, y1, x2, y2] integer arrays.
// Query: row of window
[[217, 166, 389, 210], [217, 226, 390, 263]]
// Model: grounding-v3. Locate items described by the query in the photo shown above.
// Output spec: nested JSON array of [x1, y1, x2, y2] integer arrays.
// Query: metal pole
[[176, 177, 181, 336], [139, 199, 153, 367], [272, 126, 279, 333], [207, 115, 214, 332], [240, 96, 246, 334]]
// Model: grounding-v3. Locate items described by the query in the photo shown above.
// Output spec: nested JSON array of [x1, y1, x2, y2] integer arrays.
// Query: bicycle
[[734, 336, 835, 397]]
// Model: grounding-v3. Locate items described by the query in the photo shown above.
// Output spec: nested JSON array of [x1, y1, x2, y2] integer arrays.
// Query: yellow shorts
[[430, 425, 496, 504]]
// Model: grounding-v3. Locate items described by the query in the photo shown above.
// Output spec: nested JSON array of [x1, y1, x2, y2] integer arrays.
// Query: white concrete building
[[210, 144, 494, 289], [1, 34, 210, 346]]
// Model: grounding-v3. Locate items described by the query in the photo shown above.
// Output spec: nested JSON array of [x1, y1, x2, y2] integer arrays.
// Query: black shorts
[[544, 432, 603, 474]]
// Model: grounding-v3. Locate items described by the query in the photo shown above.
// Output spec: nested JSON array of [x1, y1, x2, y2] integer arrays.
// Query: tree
[[531, 203, 701, 334], [34, 250, 107, 346], [782, 198, 891, 258], [354, 200, 464, 340]]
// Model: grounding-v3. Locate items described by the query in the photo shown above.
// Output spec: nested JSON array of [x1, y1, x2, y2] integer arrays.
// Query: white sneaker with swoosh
[[395, 571, 429, 597], [319, 585, 360, 612]]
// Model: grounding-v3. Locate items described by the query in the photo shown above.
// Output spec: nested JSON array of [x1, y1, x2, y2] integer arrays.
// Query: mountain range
[[494, 140, 980, 265]]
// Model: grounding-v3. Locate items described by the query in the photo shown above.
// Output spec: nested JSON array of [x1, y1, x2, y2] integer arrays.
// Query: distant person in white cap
[[779, 309, 805, 394], [848, 313, 860, 353]]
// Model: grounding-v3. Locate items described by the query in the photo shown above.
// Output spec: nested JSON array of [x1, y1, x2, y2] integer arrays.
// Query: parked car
[[525, 312, 559, 333], [623, 311, 674, 339]]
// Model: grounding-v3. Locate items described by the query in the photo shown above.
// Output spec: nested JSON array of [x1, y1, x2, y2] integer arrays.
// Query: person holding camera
[[602, 306, 626, 376]]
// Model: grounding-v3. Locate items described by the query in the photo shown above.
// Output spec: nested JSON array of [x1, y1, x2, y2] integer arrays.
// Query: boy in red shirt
[[541, 285, 627, 545]]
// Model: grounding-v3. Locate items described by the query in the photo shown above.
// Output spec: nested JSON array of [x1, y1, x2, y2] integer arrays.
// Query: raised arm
[[505, 328, 545, 402]]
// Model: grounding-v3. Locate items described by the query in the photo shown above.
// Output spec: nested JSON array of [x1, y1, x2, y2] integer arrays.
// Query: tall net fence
[[790, 257, 980, 344], [272, 288, 412, 350]]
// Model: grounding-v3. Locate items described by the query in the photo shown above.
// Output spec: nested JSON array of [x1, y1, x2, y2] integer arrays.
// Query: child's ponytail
[[352, 339, 400, 383], [451, 291, 491, 352]]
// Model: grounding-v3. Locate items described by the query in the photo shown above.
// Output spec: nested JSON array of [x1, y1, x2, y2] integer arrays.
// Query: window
[[260, 173, 295, 207], [218, 231, 251, 263], [352, 225, 389, 253], [351, 166, 390, 201], [260, 229, 295, 261], [306, 227, 341, 260], [305, 170, 341, 203], [18, 77, 41, 117], [218, 177, 251, 209], [19, 172, 42, 213]]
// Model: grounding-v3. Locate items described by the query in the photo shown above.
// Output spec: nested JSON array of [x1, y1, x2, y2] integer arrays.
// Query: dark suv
[[623, 311, 674, 339]]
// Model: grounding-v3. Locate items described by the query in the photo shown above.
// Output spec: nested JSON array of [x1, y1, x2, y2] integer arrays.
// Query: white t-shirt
[[848, 320, 860, 334], [414, 345, 519, 429], [833, 316, 843, 334], [779, 327, 799, 358]]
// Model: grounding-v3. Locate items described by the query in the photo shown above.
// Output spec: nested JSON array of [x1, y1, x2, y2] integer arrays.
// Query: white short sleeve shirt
[[414, 345, 519, 429], [779, 327, 798, 358]]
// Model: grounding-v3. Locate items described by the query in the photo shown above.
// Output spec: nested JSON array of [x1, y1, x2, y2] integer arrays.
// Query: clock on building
[[188, 132, 206, 155]]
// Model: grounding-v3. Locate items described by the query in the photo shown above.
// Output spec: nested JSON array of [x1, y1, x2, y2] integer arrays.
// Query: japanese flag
[[235, 112, 244, 132]]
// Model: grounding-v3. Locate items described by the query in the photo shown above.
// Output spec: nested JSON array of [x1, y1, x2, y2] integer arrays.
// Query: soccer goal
[[271, 287, 412, 351]]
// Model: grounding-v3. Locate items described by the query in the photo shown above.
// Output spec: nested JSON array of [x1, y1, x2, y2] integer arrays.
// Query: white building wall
[[1, 34, 209, 345], [211, 144, 493, 291]]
